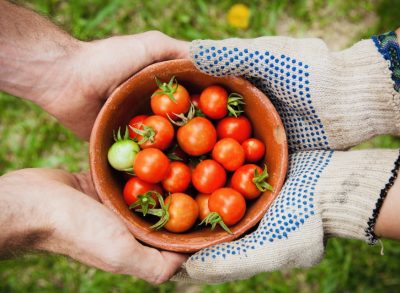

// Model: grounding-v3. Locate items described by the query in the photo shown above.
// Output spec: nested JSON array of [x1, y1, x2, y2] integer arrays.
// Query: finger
[[190, 37, 325, 78], [84, 31, 189, 100], [139, 31, 190, 61]]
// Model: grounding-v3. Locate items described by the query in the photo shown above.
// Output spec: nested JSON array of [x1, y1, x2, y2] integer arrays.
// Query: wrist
[[0, 32, 84, 104]]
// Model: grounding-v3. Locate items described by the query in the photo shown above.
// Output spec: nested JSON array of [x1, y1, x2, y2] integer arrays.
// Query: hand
[[176, 149, 400, 283], [172, 32, 400, 283], [0, 2, 190, 140], [42, 31, 190, 140], [0, 169, 187, 284], [189, 31, 400, 152]]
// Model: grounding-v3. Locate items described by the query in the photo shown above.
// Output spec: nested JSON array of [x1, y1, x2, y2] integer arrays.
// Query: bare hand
[[0, 168, 187, 284], [44, 31, 189, 139]]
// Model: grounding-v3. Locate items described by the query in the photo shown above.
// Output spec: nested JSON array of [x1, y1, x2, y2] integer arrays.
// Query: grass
[[1, 0, 400, 292]]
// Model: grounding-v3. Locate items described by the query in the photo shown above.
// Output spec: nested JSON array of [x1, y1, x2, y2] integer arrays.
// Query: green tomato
[[107, 128, 140, 171]]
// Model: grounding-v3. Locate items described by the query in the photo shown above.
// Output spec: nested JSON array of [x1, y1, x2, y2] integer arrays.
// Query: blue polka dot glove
[[172, 33, 400, 283], [190, 34, 400, 152], [175, 149, 400, 283]]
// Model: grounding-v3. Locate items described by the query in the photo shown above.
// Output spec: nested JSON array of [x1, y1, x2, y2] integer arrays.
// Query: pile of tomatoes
[[107, 76, 272, 234]]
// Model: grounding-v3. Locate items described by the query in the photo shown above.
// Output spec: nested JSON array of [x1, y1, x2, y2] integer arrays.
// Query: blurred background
[[1, 0, 400, 292]]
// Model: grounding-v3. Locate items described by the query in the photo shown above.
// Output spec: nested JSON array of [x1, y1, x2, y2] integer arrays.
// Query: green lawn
[[1, 0, 400, 292]]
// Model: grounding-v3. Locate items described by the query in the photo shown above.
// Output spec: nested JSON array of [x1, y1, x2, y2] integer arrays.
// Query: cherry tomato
[[177, 117, 217, 156], [231, 164, 271, 199], [217, 116, 252, 143], [162, 161, 191, 193], [208, 188, 246, 226], [108, 128, 140, 171], [199, 85, 228, 119], [128, 115, 148, 140], [123, 177, 162, 206], [212, 138, 245, 171], [151, 77, 191, 120], [164, 193, 199, 233], [195, 193, 211, 221], [242, 138, 265, 162], [192, 159, 226, 194], [135, 115, 174, 151], [134, 148, 170, 183]]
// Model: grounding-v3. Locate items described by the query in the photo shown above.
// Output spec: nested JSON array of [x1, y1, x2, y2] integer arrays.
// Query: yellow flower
[[227, 3, 250, 29]]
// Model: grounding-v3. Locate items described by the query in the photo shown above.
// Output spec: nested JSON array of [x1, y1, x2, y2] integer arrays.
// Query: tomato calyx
[[152, 76, 179, 103], [253, 165, 274, 192], [129, 191, 157, 216], [227, 93, 245, 117], [168, 103, 196, 126], [130, 124, 156, 145], [200, 212, 232, 234], [113, 126, 130, 142], [136, 192, 170, 230]]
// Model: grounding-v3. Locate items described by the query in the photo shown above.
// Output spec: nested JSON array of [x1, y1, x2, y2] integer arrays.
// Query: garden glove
[[173, 32, 400, 283], [175, 149, 400, 283], [190, 31, 400, 152]]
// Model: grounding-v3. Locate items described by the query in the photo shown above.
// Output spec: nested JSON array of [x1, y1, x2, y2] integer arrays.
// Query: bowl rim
[[89, 59, 288, 252]]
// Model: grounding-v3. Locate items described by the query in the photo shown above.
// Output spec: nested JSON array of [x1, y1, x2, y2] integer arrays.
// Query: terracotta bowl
[[90, 59, 288, 253]]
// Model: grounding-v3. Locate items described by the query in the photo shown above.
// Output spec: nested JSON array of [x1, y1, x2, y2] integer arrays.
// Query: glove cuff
[[372, 31, 400, 92], [316, 149, 400, 244], [311, 37, 400, 150]]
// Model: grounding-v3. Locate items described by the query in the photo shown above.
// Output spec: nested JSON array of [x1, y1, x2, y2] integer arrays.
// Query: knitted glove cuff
[[372, 31, 400, 93], [317, 149, 400, 244]]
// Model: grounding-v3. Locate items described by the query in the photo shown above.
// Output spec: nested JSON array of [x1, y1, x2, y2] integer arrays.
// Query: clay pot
[[90, 59, 288, 253]]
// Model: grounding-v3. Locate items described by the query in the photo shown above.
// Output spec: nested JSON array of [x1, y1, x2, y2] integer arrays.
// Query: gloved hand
[[175, 149, 400, 283], [190, 32, 400, 152], [173, 31, 400, 283]]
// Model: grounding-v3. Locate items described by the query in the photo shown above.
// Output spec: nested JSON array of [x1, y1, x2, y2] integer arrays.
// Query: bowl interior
[[90, 59, 288, 253]]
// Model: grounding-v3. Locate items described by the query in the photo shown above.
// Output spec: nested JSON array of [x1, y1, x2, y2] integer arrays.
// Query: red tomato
[[195, 193, 211, 221], [151, 78, 191, 120], [208, 188, 246, 226], [192, 159, 226, 194], [217, 116, 252, 143], [242, 138, 265, 162], [162, 161, 191, 193], [177, 117, 217, 156], [231, 164, 271, 199], [128, 115, 148, 140], [212, 138, 245, 171], [136, 115, 174, 151], [134, 148, 170, 183], [164, 193, 199, 233], [199, 85, 228, 119], [123, 177, 162, 206]]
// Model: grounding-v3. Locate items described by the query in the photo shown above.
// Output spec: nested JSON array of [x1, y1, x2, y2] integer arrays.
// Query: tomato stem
[[200, 212, 233, 234], [135, 192, 170, 230], [129, 191, 157, 216], [113, 126, 131, 142], [152, 76, 178, 103], [129, 124, 156, 145], [253, 165, 274, 192], [227, 93, 245, 117], [167, 103, 196, 126]]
